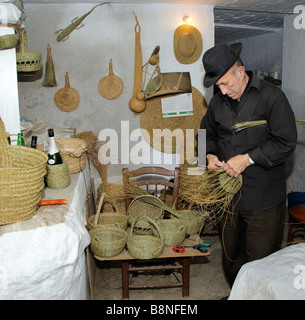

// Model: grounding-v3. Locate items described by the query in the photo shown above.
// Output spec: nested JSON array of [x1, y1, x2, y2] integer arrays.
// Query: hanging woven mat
[[0, 26, 19, 50], [98, 59, 123, 99], [45, 158, 71, 189], [127, 216, 164, 259], [140, 86, 207, 153], [0, 117, 48, 225], [16, 28, 42, 73], [54, 72, 80, 112], [87, 192, 127, 230], [89, 225, 127, 258], [127, 194, 164, 235]]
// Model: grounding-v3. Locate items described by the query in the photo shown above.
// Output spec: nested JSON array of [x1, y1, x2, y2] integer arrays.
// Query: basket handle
[[130, 215, 164, 246], [129, 193, 169, 210], [94, 192, 119, 225]]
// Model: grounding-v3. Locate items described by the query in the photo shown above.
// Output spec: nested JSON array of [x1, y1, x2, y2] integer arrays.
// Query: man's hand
[[206, 154, 224, 170], [223, 154, 252, 177]]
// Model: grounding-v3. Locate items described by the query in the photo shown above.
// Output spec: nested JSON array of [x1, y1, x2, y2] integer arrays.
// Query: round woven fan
[[98, 59, 123, 99], [54, 72, 80, 112]]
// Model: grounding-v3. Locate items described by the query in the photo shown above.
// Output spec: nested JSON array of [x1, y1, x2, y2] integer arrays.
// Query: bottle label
[[48, 159, 56, 165]]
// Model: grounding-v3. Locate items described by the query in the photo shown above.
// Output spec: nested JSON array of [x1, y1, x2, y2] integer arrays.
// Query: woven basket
[[89, 225, 127, 257], [16, 28, 42, 73], [87, 192, 127, 230], [0, 27, 19, 50], [128, 194, 164, 235], [45, 158, 71, 189], [0, 117, 48, 225], [153, 218, 186, 246], [97, 182, 126, 213], [170, 194, 205, 235], [127, 216, 164, 259]]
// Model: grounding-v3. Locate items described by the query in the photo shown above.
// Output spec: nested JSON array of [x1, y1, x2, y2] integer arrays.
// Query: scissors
[[173, 243, 211, 253]]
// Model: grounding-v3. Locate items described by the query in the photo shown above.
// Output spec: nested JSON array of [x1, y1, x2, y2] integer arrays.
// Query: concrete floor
[[93, 233, 231, 300]]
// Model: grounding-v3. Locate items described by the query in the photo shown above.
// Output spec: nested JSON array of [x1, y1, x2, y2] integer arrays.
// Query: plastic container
[[287, 192, 305, 210]]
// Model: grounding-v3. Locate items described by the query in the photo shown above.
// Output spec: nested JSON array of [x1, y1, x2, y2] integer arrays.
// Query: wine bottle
[[6, 132, 10, 145], [30, 135, 37, 148], [47, 129, 63, 165], [17, 132, 25, 146]]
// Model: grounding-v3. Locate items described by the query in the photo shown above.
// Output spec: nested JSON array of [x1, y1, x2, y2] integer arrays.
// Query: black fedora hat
[[202, 42, 242, 88]]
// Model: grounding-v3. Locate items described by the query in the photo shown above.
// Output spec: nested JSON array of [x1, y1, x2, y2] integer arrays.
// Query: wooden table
[[93, 236, 210, 299]]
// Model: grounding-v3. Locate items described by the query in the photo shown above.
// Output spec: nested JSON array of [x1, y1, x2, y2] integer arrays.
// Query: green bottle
[[47, 129, 63, 165], [17, 132, 25, 146]]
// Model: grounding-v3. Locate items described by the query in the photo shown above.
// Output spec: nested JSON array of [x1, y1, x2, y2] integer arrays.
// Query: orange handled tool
[[38, 199, 68, 206]]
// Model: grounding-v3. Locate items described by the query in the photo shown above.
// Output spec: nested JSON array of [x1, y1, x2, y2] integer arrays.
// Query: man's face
[[215, 66, 245, 101]]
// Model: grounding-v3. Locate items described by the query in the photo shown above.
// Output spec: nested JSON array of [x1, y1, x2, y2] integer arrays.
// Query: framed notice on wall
[[161, 93, 193, 118]]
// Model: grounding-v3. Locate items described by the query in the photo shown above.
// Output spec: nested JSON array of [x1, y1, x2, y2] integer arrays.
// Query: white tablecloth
[[0, 164, 91, 300], [229, 243, 305, 300]]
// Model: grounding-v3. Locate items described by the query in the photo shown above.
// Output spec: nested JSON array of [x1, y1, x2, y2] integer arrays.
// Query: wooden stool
[[287, 204, 305, 245]]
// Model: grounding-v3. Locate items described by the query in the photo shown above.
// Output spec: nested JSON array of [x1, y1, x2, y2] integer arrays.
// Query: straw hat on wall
[[173, 24, 203, 64]]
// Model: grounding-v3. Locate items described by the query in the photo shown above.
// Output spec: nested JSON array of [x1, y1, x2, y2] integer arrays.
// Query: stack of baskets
[[0, 117, 48, 225], [88, 192, 128, 258]]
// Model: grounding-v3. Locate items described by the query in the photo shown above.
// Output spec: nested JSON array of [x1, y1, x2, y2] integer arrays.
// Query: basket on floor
[[128, 194, 164, 235], [87, 192, 127, 230], [0, 117, 48, 225], [153, 218, 186, 246], [97, 182, 126, 213], [89, 225, 127, 257], [170, 194, 206, 235], [127, 216, 164, 259]]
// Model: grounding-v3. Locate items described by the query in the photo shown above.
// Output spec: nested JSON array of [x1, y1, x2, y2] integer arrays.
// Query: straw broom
[[296, 120, 305, 127], [42, 44, 58, 87], [232, 120, 267, 132]]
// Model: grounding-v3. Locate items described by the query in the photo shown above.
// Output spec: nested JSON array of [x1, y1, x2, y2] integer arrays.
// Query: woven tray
[[0, 117, 48, 225]]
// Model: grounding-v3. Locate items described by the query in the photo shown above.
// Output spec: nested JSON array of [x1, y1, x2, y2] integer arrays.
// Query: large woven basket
[[87, 192, 127, 230], [0, 117, 48, 225], [153, 218, 186, 246], [0, 27, 19, 50], [89, 225, 127, 257], [128, 194, 164, 235], [127, 216, 164, 259], [170, 194, 206, 235]]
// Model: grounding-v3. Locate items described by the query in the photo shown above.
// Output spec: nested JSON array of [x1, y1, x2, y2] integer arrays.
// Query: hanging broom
[[42, 44, 58, 87]]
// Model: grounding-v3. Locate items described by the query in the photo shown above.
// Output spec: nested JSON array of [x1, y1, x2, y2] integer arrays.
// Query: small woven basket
[[153, 218, 186, 246], [89, 225, 127, 257], [127, 216, 164, 259], [45, 158, 71, 189], [16, 28, 42, 73], [0, 27, 19, 50], [87, 192, 127, 230], [170, 194, 206, 235], [97, 182, 126, 213], [0, 117, 48, 225], [128, 194, 164, 235]]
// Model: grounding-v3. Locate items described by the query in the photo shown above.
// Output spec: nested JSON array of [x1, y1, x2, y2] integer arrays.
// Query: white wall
[[18, 3, 214, 177], [282, 14, 305, 192]]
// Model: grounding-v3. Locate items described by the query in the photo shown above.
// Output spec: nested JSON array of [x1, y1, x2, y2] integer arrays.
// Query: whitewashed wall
[[18, 3, 214, 177]]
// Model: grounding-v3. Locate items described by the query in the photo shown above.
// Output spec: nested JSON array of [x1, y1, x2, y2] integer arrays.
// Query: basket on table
[[0, 117, 48, 225], [38, 137, 87, 174], [127, 216, 164, 259], [170, 194, 206, 235], [89, 225, 127, 258], [45, 157, 71, 189], [153, 218, 186, 247], [87, 192, 127, 230], [97, 182, 126, 213], [127, 194, 164, 235]]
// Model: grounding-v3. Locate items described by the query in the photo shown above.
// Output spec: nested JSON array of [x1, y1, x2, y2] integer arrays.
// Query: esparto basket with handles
[[0, 117, 48, 225], [170, 193, 206, 235], [0, 27, 19, 50], [127, 194, 164, 235], [89, 225, 127, 258], [127, 216, 164, 259], [87, 192, 127, 230]]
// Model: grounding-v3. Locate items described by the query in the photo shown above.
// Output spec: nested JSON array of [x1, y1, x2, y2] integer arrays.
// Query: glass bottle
[[17, 132, 25, 146], [47, 129, 63, 165], [30, 135, 37, 149], [6, 132, 10, 145]]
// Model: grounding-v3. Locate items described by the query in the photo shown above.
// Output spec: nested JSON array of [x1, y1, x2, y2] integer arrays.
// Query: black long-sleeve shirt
[[199, 72, 297, 211]]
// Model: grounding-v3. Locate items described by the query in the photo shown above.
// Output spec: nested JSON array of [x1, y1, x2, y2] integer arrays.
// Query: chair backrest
[[122, 166, 180, 211]]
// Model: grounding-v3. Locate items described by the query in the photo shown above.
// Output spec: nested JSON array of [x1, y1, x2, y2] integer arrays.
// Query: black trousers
[[219, 201, 286, 288]]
